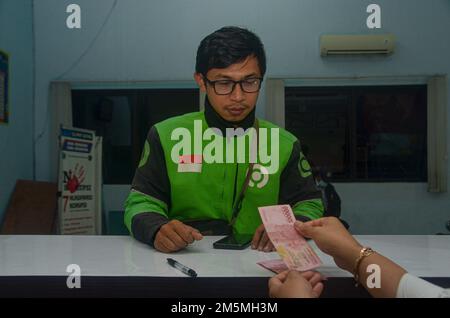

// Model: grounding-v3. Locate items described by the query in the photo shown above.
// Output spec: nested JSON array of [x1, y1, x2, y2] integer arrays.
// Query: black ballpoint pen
[[167, 258, 198, 277]]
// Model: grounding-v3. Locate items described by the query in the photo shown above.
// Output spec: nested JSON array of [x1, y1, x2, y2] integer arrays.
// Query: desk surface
[[1, 235, 449, 278]]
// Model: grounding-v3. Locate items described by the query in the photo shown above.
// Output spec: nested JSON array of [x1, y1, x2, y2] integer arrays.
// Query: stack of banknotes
[[257, 205, 322, 273]]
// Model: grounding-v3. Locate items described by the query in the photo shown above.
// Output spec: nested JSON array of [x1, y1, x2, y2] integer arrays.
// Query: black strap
[[229, 119, 259, 227]]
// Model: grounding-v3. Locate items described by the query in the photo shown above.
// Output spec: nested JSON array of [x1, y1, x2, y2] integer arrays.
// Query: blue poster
[[0, 50, 9, 124]]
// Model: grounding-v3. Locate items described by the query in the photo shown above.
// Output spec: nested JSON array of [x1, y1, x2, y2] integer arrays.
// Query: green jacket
[[124, 100, 323, 245]]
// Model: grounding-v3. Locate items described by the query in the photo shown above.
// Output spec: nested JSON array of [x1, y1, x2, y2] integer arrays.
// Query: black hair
[[195, 26, 266, 77]]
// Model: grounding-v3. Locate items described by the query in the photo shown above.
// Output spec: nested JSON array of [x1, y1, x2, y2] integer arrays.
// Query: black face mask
[[204, 96, 256, 135]]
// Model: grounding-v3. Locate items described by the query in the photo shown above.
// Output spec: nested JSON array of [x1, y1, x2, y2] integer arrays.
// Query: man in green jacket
[[124, 26, 323, 253]]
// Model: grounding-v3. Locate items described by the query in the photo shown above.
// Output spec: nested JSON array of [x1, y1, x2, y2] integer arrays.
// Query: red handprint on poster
[[66, 163, 85, 193]]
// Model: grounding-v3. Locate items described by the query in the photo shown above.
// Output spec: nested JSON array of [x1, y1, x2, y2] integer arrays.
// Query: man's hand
[[269, 270, 324, 298], [251, 224, 275, 252], [154, 220, 203, 253]]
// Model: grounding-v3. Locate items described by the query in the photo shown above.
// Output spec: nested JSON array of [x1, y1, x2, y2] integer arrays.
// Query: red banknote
[[257, 259, 289, 274], [258, 205, 322, 271]]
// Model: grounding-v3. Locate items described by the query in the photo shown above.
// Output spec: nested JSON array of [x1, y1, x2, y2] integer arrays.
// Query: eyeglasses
[[203, 77, 263, 95]]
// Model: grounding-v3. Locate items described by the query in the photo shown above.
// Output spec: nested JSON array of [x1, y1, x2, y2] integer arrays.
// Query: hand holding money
[[294, 217, 362, 272], [258, 205, 322, 271]]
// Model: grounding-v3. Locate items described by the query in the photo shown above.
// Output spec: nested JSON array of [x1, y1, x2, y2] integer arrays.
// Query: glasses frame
[[203, 76, 263, 95]]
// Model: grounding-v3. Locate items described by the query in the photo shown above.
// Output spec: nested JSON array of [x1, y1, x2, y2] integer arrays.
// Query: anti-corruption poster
[[58, 127, 102, 235]]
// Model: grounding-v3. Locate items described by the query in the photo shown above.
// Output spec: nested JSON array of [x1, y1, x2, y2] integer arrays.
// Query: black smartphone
[[213, 233, 253, 250]]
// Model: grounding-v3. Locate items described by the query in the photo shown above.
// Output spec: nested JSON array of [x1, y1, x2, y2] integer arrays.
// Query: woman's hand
[[268, 270, 324, 298]]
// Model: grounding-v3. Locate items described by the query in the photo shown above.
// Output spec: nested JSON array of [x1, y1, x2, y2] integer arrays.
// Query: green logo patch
[[298, 152, 312, 178]]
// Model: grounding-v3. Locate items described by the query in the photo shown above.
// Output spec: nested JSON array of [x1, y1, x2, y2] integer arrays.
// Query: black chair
[[436, 220, 450, 235], [320, 181, 350, 230]]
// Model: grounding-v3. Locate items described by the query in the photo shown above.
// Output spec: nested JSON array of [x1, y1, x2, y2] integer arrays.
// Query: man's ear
[[194, 73, 207, 93]]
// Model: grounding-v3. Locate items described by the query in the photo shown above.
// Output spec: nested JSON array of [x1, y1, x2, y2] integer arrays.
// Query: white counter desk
[[1, 235, 449, 297]]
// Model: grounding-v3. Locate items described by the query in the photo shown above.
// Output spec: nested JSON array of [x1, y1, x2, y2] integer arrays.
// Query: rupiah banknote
[[258, 204, 322, 271]]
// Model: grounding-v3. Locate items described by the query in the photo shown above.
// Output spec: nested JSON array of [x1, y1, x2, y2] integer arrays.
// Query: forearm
[[126, 125, 171, 247], [279, 140, 324, 220], [131, 212, 168, 246], [343, 247, 407, 298], [293, 199, 324, 220]]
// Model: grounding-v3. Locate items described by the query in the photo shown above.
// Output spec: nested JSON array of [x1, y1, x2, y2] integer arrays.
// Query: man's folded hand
[[154, 220, 203, 253]]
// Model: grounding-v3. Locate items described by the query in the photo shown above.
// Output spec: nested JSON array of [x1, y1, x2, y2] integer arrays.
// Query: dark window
[[285, 85, 427, 182], [72, 89, 199, 184]]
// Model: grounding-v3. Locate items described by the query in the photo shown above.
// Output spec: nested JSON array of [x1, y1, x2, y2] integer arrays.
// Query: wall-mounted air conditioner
[[320, 34, 395, 56]]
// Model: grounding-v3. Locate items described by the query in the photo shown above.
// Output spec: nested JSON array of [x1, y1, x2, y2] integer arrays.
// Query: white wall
[[0, 0, 34, 221]]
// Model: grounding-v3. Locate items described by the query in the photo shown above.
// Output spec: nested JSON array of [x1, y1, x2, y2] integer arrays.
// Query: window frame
[[265, 76, 447, 189], [50, 81, 202, 185]]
